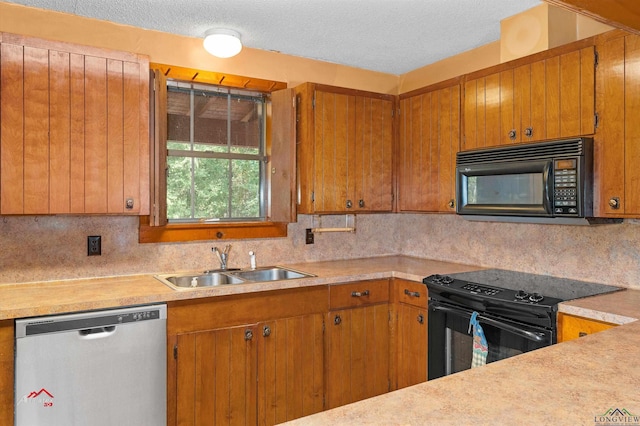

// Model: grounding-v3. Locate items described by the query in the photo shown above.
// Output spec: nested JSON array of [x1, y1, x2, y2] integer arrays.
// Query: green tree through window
[[166, 82, 266, 222]]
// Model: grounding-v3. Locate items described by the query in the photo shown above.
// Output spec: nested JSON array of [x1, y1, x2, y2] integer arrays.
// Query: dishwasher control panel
[[16, 304, 167, 337]]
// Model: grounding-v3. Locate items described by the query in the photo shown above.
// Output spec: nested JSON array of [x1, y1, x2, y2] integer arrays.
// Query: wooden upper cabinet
[[463, 45, 595, 150], [398, 81, 460, 212], [295, 83, 394, 214], [544, 0, 640, 36], [0, 33, 149, 215], [594, 31, 640, 217]]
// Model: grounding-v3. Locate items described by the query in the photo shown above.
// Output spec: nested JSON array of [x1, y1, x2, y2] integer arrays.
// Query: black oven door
[[428, 300, 553, 380], [456, 159, 553, 216]]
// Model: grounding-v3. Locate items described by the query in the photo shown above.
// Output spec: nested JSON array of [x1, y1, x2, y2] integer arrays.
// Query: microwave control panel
[[553, 158, 579, 215]]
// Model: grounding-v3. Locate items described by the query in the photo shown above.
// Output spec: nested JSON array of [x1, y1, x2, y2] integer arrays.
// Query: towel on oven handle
[[469, 311, 488, 368]]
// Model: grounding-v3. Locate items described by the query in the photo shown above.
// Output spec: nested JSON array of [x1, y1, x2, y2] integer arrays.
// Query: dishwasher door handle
[[78, 326, 117, 340]]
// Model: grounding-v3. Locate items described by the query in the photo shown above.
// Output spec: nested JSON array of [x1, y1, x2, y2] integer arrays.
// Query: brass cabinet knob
[[524, 127, 533, 138], [448, 199, 455, 209], [608, 197, 620, 209], [508, 129, 517, 140], [346, 200, 353, 209]]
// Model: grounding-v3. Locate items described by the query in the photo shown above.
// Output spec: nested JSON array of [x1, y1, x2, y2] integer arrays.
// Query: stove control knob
[[441, 276, 454, 284], [529, 293, 544, 303], [515, 290, 528, 300]]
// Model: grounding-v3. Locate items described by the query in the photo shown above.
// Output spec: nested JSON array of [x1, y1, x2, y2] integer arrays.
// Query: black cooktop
[[431, 269, 622, 302]]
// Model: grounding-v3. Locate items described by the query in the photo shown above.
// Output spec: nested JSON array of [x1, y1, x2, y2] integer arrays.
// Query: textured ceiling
[[5, 0, 541, 75]]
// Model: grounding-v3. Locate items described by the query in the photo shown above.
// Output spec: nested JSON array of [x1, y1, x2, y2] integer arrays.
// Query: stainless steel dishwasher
[[14, 304, 167, 426]]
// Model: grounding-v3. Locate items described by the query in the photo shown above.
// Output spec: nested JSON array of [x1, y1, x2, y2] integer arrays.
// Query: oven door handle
[[430, 303, 547, 343]]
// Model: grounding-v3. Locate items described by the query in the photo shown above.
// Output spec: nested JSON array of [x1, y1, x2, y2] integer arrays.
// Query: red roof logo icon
[[27, 388, 54, 399]]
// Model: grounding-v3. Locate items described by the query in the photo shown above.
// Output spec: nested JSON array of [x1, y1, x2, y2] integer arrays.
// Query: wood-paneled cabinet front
[[295, 83, 394, 214], [594, 31, 640, 217], [167, 287, 326, 426], [463, 45, 595, 150], [391, 279, 427, 390], [325, 280, 390, 409], [0, 33, 149, 215], [557, 312, 617, 342], [0, 320, 13, 426], [398, 81, 460, 212]]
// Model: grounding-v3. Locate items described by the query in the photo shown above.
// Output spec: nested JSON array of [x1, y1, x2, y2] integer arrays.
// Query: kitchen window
[[140, 65, 293, 243], [166, 82, 267, 222]]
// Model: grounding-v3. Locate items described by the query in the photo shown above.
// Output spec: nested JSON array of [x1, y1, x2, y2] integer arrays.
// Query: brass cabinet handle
[[346, 200, 353, 208], [508, 129, 517, 140], [334, 315, 342, 325], [524, 127, 533, 138], [358, 199, 365, 208], [262, 325, 271, 337], [404, 289, 420, 298], [351, 290, 370, 297], [417, 314, 424, 324]]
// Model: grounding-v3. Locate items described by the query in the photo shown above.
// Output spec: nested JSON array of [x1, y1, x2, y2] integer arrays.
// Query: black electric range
[[423, 269, 622, 329]]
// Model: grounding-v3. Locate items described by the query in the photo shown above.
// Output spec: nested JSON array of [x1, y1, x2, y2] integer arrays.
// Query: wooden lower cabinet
[[325, 304, 390, 409], [167, 287, 327, 426], [256, 316, 324, 425], [168, 278, 431, 424], [176, 325, 257, 425], [0, 320, 14, 426], [557, 312, 617, 342], [395, 304, 427, 389], [392, 279, 428, 390]]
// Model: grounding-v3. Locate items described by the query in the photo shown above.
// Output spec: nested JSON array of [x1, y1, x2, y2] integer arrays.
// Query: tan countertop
[[0, 255, 481, 320], [6, 256, 637, 426], [283, 289, 640, 426]]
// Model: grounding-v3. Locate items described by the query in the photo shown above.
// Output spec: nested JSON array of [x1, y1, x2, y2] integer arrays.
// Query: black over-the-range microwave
[[455, 137, 599, 223]]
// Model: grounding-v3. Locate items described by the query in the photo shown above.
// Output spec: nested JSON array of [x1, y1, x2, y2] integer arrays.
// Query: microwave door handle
[[543, 161, 553, 214], [430, 303, 546, 343]]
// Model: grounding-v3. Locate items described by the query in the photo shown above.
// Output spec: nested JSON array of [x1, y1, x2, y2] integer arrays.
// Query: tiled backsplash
[[1, 214, 639, 289]]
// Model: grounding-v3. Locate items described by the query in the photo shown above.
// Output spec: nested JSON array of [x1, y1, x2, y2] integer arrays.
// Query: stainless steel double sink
[[155, 266, 315, 290]]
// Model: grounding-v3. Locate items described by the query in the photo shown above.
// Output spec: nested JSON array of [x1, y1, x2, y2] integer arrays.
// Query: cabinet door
[[0, 34, 149, 215], [595, 33, 640, 216], [398, 84, 460, 212], [175, 326, 257, 426], [353, 96, 394, 212], [313, 90, 355, 213], [0, 320, 13, 426], [298, 84, 394, 214], [463, 46, 595, 149], [325, 304, 390, 409], [463, 72, 503, 150], [256, 314, 324, 425], [396, 304, 427, 389], [557, 313, 616, 342]]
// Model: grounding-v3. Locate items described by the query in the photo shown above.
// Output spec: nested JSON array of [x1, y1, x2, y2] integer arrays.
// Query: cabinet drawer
[[329, 279, 389, 310], [394, 280, 427, 308]]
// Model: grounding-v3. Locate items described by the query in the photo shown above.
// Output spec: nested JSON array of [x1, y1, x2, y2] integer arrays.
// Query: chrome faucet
[[212, 245, 231, 270]]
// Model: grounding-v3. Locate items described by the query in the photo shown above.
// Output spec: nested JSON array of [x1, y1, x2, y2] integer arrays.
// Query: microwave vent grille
[[457, 138, 589, 165]]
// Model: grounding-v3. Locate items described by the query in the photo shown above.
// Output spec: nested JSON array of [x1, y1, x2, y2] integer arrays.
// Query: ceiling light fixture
[[203, 28, 243, 58]]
